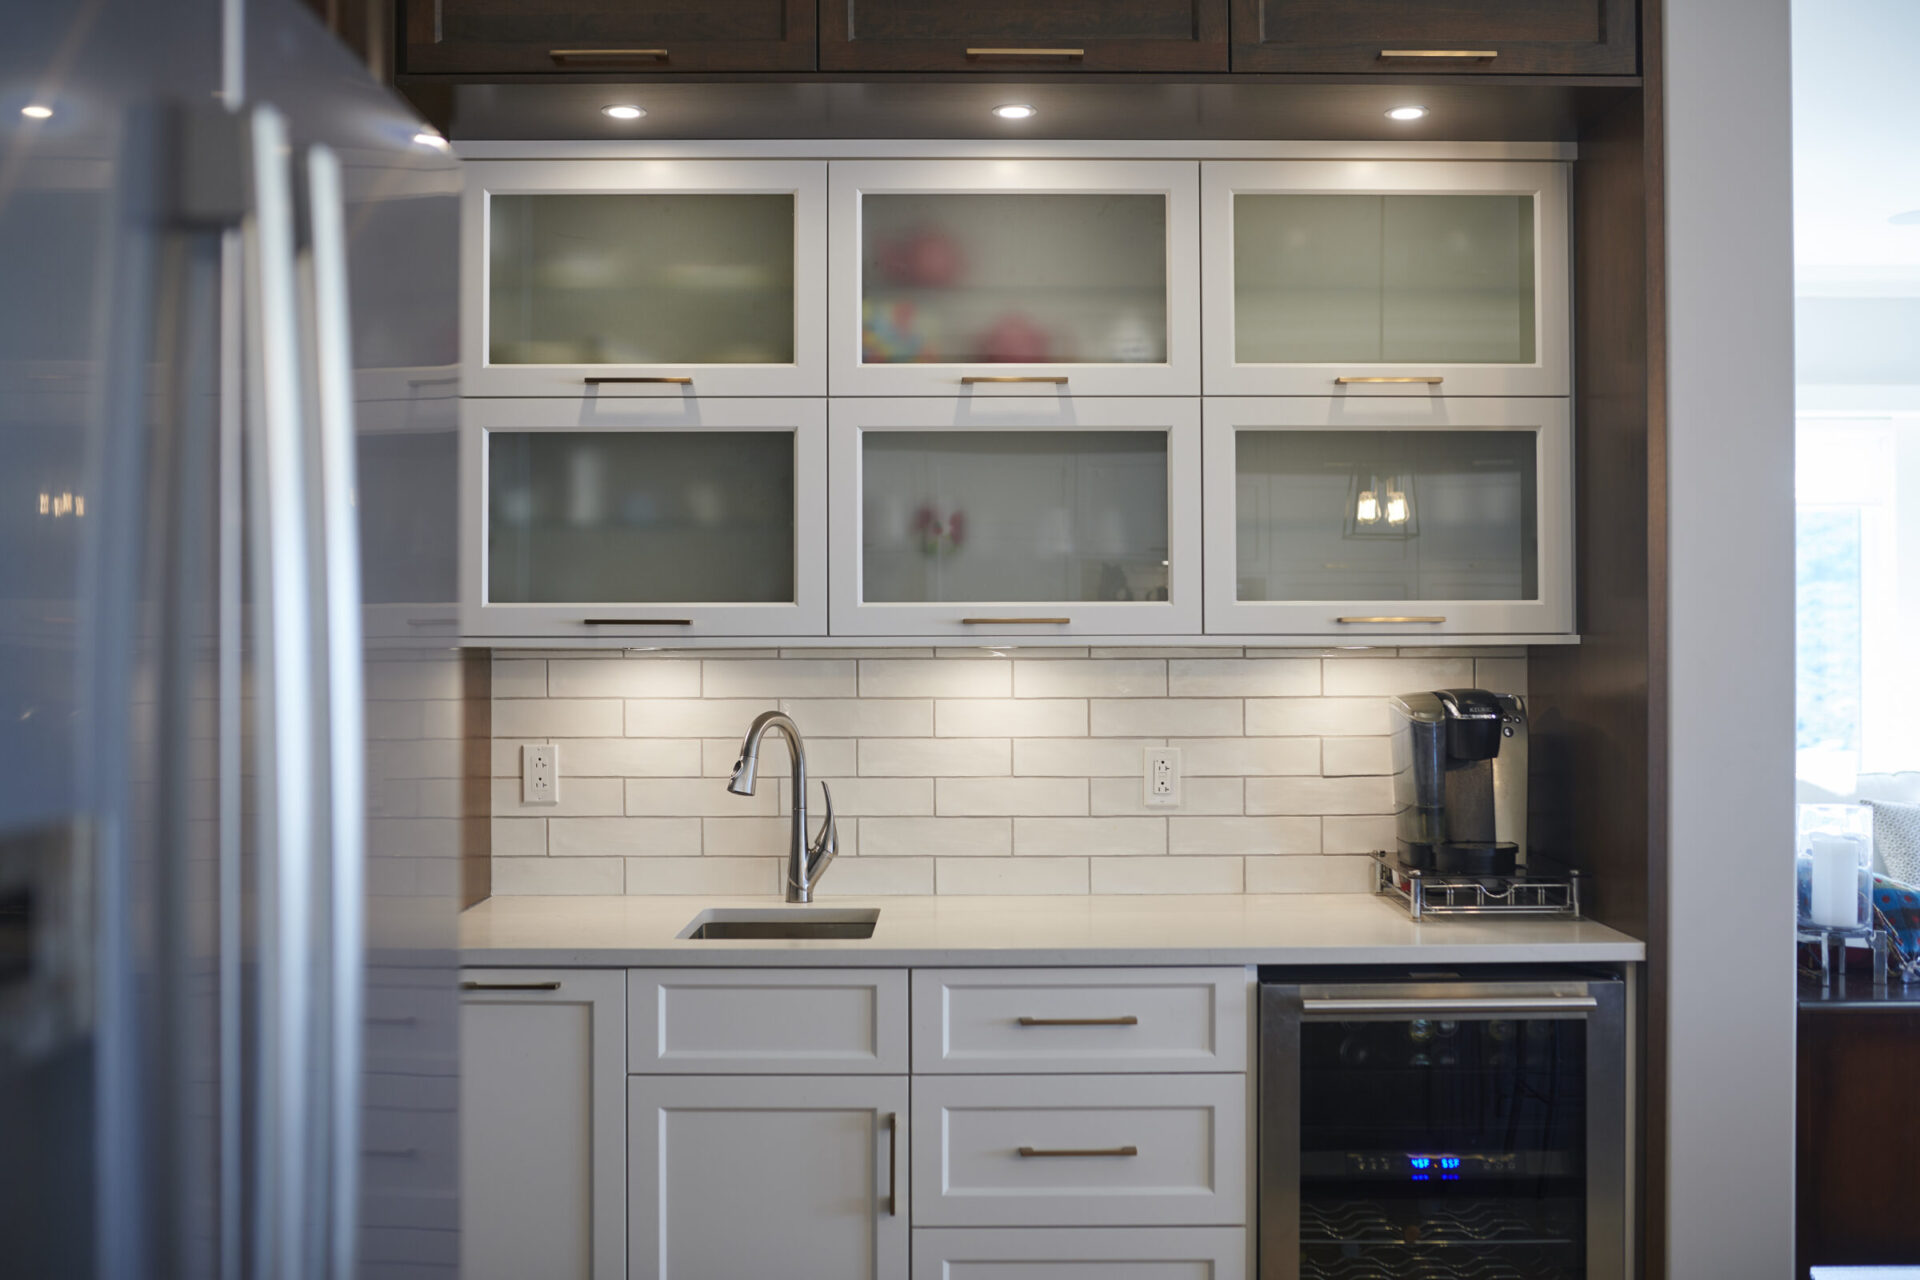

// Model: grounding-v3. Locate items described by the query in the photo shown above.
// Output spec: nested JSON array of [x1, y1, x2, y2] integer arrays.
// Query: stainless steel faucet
[[726, 709, 837, 903]]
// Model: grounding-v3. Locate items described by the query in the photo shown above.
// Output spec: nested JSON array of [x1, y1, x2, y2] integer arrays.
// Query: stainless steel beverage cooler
[[1259, 970, 1627, 1280]]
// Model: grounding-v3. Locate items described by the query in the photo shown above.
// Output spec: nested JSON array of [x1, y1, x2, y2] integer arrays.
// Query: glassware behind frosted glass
[[488, 193, 795, 366], [859, 194, 1168, 365], [1234, 430, 1538, 602], [1234, 194, 1536, 365], [488, 431, 795, 604], [861, 431, 1169, 603]]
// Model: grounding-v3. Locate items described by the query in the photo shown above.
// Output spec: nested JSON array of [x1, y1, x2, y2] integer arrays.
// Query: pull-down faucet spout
[[727, 709, 837, 903]]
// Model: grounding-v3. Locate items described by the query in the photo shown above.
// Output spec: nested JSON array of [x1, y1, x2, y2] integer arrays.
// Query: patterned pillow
[[1871, 800, 1920, 887]]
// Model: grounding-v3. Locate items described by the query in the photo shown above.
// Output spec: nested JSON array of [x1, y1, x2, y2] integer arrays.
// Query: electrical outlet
[[522, 743, 558, 805], [1144, 746, 1181, 807]]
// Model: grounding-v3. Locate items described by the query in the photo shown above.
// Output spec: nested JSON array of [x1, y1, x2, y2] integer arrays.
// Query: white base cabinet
[[460, 970, 627, 1280], [913, 1227, 1248, 1280], [627, 1075, 909, 1280]]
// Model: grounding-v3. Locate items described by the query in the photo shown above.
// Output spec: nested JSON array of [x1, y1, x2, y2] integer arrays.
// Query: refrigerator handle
[[304, 143, 368, 1280], [242, 104, 320, 1280]]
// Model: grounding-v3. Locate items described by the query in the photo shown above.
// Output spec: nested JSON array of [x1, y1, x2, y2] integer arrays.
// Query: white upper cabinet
[[830, 397, 1204, 637], [828, 160, 1202, 397], [461, 397, 827, 638], [1201, 161, 1570, 397], [463, 160, 826, 397], [1203, 397, 1574, 638]]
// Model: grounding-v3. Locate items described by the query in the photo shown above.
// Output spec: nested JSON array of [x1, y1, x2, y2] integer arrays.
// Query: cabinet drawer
[[911, 1075, 1247, 1227], [627, 969, 909, 1074], [913, 1227, 1247, 1279], [403, 0, 817, 75], [912, 969, 1247, 1074], [1230, 0, 1637, 75], [822, 0, 1229, 73]]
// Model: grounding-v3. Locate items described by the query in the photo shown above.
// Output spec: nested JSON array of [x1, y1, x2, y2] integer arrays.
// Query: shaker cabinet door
[[1202, 161, 1569, 397], [403, 0, 817, 74], [822, 0, 1229, 72], [464, 159, 826, 397], [1229, 0, 1637, 75], [461, 397, 827, 639], [1202, 397, 1574, 639]]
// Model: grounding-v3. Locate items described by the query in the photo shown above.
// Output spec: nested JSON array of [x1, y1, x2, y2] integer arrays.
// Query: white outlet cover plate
[[1144, 746, 1182, 807]]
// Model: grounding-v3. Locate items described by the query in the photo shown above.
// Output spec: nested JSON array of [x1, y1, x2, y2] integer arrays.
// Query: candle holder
[[1797, 804, 1876, 991]]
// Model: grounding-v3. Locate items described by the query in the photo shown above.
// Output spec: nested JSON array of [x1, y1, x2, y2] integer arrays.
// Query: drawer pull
[[1335, 376, 1444, 385], [1303, 995, 1597, 1016], [549, 48, 670, 61], [966, 47, 1085, 59], [886, 1113, 899, 1216], [961, 617, 1071, 626], [1018, 1145, 1139, 1158], [581, 618, 693, 626], [961, 375, 1069, 384], [584, 376, 692, 384], [1016, 1015, 1139, 1027], [460, 981, 560, 992], [1335, 616, 1446, 625], [1379, 49, 1498, 60]]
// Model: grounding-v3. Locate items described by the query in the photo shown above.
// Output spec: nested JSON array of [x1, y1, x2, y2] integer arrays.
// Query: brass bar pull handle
[[961, 375, 1069, 385], [581, 618, 693, 626], [1017, 1015, 1139, 1027], [886, 1113, 899, 1216], [966, 47, 1085, 58], [1379, 49, 1498, 60], [1336, 616, 1446, 625], [1335, 376, 1444, 385], [584, 376, 692, 384], [961, 617, 1072, 626], [1018, 1145, 1139, 1158], [460, 981, 561, 992], [549, 48, 670, 61]]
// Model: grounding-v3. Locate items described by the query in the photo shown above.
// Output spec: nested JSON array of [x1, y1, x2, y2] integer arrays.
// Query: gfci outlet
[[522, 743, 559, 805], [1144, 747, 1182, 807]]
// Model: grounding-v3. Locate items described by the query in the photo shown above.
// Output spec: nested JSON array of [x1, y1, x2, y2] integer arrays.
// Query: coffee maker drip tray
[[1371, 851, 1585, 921]]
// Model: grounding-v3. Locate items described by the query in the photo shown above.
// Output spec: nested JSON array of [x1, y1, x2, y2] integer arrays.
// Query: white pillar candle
[[1810, 833, 1865, 929]]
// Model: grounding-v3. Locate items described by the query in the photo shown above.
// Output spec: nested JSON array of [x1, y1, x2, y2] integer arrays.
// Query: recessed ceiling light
[[412, 130, 450, 150], [992, 104, 1036, 121], [20, 104, 52, 120], [1386, 106, 1429, 121], [602, 104, 646, 121]]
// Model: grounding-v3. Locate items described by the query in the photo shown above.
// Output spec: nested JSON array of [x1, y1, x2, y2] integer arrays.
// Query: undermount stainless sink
[[679, 907, 879, 941]]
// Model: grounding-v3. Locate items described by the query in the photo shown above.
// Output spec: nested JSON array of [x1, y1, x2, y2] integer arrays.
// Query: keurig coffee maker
[[1388, 689, 1528, 876]]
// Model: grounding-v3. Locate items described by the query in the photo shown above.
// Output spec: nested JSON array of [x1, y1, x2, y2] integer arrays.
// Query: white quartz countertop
[[459, 893, 1645, 968]]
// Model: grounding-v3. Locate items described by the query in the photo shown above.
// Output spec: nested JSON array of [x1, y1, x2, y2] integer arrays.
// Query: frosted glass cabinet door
[[1201, 161, 1569, 396], [829, 399, 1203, 637], [828, 161, 1201, 396], [1202, 398, 1573, 638], [461, 398, 827, 638], [463, 160, 826, 396]]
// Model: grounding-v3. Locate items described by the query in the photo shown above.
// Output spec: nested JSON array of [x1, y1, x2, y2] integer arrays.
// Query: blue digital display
[[1408, 1154, 1463, 1178]]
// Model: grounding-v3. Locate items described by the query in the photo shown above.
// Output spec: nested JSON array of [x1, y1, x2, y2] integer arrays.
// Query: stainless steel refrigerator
[[0, 2, 464, 1277]]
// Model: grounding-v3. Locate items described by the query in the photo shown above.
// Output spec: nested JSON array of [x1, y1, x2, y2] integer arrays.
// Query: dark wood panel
[[402, 0, 816, 74], [822, 0, 1229, 73], [298, 0, 397, 79], [460, 648, 491, 908], [1798, 1006, 1920, 1275], [1232, 0, 1637, 75]]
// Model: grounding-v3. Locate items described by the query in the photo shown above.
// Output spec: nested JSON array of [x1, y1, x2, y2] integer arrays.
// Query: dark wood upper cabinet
[[402, 0, 818, 74], [1231, 0, 1638, 75], [821, 0, 1230, 73]]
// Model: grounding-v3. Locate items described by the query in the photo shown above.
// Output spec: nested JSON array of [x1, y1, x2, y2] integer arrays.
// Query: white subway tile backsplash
[[861, 817, 1012, 858], [549, 658, 700, 699], [778, 697, 935, 737], [491, 776, 624, 818], [1169, 816, 1320, 857], [491, 817, 546, 856], [1015, 817, 1166, 858], [1247, 775, 1394, 817], [1167, 658, 1320, 697], [1090, 775, 1242, 816], [701, 817, 795, 860], [1014, 738, 1164, 777], [624, 777, 778, 818], [1321, 657, 1474, 697], [859, 658, 1010, 698], [937, 699, 1086, 738], [1245, 855, 1375, 893], [780, 775, 934, 817], [550, 817, 702, 858], [1091, 856, 1242, 895], [495, 698, 623, 739], [827, 857, 935, 896], [624, 857, 779, 896], [938, 777, 1088, 817], [553, 738, 703, 778], [1245, 697, 1391, 737], [1172, 737, 1320, 777], [936, 857, 1088, 895], [1091, 698, 1241, 737], [1322, 815, 1398, 854], [700, 736, 856, 779], [858, 738, 1010, 777], [493, 857, 624, 896], [1013, 659, 1166, 698], [1320, 737, 1393, 777], [702, 658, 857, 699], [1475, 657, 1528, 694], [491, 659, 547, 698], [626, 698, 779, 739]]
